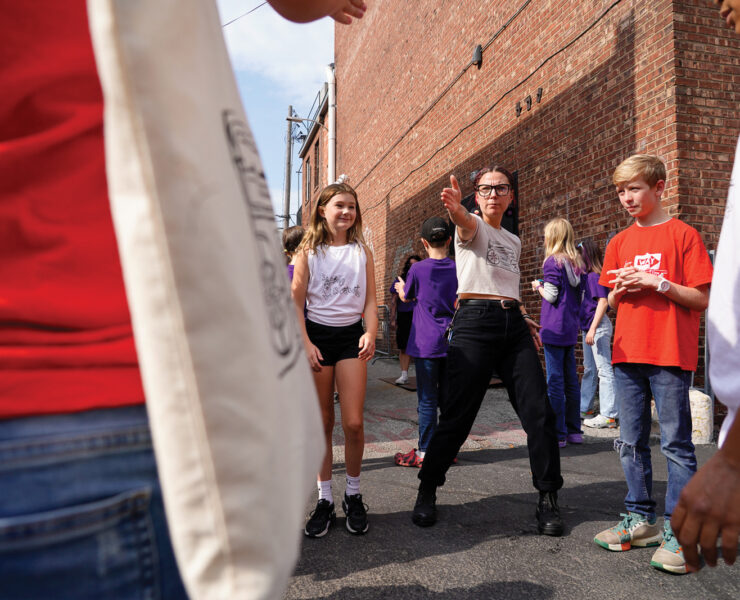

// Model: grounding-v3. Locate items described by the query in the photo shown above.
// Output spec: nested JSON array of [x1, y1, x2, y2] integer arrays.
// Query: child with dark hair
[[393, 218, 457, 467], [390, 254, 421, 384], [578, 239, 617, 429], [282, 225, 305, 279]]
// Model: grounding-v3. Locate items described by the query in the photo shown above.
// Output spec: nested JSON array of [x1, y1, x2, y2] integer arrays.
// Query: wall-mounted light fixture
[[525, 95, 532, 111], [515, 102, 522, 117], [472, 44, 483, 69], [536, 87, 543, 103]]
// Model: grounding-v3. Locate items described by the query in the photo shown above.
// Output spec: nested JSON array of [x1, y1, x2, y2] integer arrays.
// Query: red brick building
[[299, 0, 739, 388]]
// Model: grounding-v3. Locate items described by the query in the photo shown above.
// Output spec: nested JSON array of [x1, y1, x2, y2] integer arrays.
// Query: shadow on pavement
[[294, 479, 650, 581], [289, 580, 553, 600]]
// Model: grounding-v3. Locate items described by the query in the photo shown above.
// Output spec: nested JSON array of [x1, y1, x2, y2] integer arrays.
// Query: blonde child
[[532, 218, 584, 447], [291, 182, 377, 537], [594, 155, 712, 574], [578, 239, 617, 428]]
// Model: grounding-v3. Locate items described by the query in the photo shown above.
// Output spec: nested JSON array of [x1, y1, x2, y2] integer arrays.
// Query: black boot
[[412, 481, 437, 527], [536, 491, 564, 536]]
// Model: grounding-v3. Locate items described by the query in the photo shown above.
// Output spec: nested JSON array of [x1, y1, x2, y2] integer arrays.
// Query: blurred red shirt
[[0, 1, 144, 417]]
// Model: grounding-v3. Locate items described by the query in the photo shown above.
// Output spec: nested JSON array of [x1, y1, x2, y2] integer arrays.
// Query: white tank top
[[306, 243, 367, 326]]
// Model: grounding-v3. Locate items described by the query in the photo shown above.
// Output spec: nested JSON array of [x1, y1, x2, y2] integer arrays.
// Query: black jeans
[[419, 301, 563, 492]]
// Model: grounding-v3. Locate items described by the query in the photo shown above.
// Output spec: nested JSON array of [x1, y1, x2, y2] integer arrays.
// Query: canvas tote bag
[[87, 1, 324, 598]]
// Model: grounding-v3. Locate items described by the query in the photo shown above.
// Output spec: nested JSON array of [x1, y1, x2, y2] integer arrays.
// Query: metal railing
[[371, 304, 395, 363]]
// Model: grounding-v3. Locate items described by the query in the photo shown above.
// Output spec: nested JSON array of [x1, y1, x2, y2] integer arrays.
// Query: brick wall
[[326, 0, 739, 400]]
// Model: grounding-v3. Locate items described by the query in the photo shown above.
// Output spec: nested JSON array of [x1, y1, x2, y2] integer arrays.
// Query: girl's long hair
[[300, 182, 365, 253], [578, 239, 603, 274], [543, 218, 584, 270]]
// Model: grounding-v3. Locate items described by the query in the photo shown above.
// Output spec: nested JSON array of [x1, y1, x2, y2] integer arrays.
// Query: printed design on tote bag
[[632, 252, 666, 277], [223, 110, 303, 378], [319, 273, 361, 301], [486, 240, 519, 274]]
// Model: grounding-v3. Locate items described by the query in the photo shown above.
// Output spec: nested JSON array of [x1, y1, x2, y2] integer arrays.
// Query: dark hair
[[473, 165, 516, 198], [282, 225, 305, 263], [578, 239, 604, 274], [401, 255, 422, 280]]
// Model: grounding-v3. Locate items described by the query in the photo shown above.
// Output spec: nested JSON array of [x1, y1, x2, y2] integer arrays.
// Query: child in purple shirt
[[390, 255, 421, 384], [394, 217, 457, 468], [532, 218, 583, 447], [578, 240, 617, 429]]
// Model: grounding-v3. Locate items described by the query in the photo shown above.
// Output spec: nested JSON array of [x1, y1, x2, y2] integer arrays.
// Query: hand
[[671, 447, 740, 570], [304, 340, 324, 372], [586, 328, 596, 345], [524, 316, 542, 351], [607, 267, 659, 294], [531, 279, 542, 293], [394, 276, 405, 295], [330, 0, 367, 24], [267, 0, 366, 24], [441, 175, 463, 217], [357, 332, 375, 361]]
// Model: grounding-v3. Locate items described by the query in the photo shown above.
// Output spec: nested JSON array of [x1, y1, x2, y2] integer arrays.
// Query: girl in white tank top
[[291, 182, 377, 537]]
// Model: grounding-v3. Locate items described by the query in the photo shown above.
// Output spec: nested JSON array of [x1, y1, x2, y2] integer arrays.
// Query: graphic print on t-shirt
[[320, 274, 361, 300], [632, 252, 666, 277], [486, 240, 520, 274]]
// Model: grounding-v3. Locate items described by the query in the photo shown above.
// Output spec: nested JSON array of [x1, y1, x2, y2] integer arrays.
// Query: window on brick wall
[[313, 142, 320, 190], [305, 158, 311, 203]]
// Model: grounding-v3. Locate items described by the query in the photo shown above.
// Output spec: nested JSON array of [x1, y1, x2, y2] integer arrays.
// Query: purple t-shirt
[[579, 271, 609, 331], [390, 282, 416, 313], [403, 257, 458, 358], [540, 255, 581, 346]]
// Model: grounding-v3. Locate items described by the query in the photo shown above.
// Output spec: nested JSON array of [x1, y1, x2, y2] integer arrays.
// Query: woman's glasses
[[475, 184, 511, 197]]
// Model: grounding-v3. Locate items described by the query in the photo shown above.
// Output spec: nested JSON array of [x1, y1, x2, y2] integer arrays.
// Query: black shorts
[[306, 319, 365, 366], [396, 310, 412, 352]]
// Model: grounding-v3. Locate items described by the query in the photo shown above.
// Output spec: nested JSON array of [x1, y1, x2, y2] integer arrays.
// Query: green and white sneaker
[[594, 512, 662, 551], [651, 520, 687, 574]]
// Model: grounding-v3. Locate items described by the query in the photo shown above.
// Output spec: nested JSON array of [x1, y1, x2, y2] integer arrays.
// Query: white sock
[[417, 450, 426, 459], [318, 480, 333, 504], [345, 474, 361, 497]]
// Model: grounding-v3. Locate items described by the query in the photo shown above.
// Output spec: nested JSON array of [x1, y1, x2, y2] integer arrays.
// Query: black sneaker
[[304, 499, 335, 538], [412, 482, 437, 527], [342, 493, 369, 534], [536, 491, 564, 536]]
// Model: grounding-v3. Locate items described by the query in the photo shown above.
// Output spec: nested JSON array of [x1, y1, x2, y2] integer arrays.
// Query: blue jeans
[[614, 364, 696, 519], [0, 405, 188, 600], [580, 319, 617, 418], [414, 357, 448, 452], [543, 344, 582, 439]]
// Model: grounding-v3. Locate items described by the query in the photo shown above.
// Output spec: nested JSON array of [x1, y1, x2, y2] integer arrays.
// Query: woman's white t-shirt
[[455, 214, 522, 300], [306, 242, 367, 326]]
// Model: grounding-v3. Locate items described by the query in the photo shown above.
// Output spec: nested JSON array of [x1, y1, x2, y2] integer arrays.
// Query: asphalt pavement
[[284, 358, 739, 600]]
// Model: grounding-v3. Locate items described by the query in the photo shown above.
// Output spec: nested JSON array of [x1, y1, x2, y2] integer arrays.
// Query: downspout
[[326, 63, 336, 184]]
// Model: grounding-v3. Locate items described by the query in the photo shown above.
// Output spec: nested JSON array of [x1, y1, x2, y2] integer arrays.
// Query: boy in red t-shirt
[[593, 155, 713, 574]]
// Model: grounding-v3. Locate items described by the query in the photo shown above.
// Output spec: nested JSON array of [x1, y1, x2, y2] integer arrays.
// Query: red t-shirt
[[0, 2, 145, 417], [600, 218, 713, 371]]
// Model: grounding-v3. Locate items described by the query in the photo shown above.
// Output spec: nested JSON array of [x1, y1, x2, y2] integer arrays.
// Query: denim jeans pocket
[[0, 488, 160, 600]]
